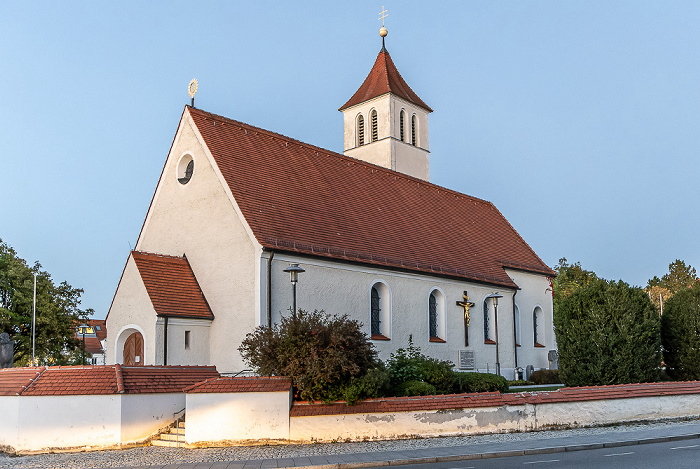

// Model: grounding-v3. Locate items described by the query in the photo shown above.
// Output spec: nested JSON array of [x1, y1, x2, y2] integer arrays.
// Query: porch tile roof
[[131, 251, 214, 320]]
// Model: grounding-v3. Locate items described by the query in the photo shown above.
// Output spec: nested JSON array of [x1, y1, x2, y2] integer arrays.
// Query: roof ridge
[[187, 107, 494, 208], [20, 366, 47, 396], [132, 250, 186, 261]]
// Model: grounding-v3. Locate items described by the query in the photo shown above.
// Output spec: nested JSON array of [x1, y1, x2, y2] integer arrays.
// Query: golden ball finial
[[379, 26, 388, 38]]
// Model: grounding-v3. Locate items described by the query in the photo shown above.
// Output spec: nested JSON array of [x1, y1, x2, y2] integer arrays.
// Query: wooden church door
[[123, 331, 144, 366]]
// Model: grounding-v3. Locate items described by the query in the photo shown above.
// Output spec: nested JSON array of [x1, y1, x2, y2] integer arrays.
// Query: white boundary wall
[[0, 393, 184, 453], [186, 390, 291, 443]]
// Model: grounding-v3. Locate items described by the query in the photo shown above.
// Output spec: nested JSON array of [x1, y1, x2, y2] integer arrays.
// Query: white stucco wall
[[185, 391, 291, 443], [14, 395, 122, 451], [342, 94, 430, 181], [505, 269, 555, 373], [155, 317, 211, 366], [267, 254, 553, 378], [108, 110, 259, 372], [536, 394, 700, 428], [290, 404, 534, 442], [120, 393, 185, 442], [106, 257, 157, 365], [0, 396, 19, 451]]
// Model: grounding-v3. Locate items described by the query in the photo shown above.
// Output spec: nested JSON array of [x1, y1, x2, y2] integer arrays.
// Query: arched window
[[533, 306, 544, 346], [370, 282, 391, 340], [428, 288, 446, 342], [429, 293, 437, 338], [357, 114, 365, 146], [483, 299, 491, 342], [371, 287, 381, 336], [411, 115, 417, 146], [371, 109, 378, 142], [400, 109, 405, 142]]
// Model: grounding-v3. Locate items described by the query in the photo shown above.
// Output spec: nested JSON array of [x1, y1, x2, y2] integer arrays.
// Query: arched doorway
[[123, 331, 144, 366]]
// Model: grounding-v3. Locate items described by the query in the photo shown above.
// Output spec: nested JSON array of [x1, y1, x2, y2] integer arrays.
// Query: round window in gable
[[177, 155, 194, 185]]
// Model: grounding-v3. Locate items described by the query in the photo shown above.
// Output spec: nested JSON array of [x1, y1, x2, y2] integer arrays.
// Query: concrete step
[[159, 433, 185, 442], [151, 438, 185, 447], [167, 427, 185, 435], [178, 421, 186, 429]]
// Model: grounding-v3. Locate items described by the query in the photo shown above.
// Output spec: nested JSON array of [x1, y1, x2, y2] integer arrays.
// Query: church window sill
[[429, 337, 446, 343], [484, 339, 496, 345], [371, 334, 390, 341], [534, 343, 546, 348]]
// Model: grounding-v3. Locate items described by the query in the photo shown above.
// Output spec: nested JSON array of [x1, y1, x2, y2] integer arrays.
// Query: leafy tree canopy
[[554, 278, 661, 386], [647, 260, 697, 294], [646, 260, 697, 313], [0, 238, 93, 366], [661, 282, 700, 380], [552, 257, 598, 309]]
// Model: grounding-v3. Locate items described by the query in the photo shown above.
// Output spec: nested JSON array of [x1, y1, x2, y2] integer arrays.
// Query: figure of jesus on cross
[[456, 291, 475, 347]]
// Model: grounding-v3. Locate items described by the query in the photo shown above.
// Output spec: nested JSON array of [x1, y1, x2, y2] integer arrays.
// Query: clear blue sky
[[2, 2, 698, 318]]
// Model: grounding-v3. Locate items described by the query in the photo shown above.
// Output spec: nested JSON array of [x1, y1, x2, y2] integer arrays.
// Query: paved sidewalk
[[107, 421, 700, 469]]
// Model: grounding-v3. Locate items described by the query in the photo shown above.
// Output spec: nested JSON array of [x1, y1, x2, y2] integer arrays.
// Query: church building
[[106, 31, 556, 379]]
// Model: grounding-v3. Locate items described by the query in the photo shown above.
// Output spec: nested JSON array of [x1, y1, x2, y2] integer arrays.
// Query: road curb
[[278, 432, 700, 469]]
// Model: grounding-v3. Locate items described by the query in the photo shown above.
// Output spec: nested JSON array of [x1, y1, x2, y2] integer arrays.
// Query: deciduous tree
[[661, 283, 700, 380], [0, 239, 92, 366]]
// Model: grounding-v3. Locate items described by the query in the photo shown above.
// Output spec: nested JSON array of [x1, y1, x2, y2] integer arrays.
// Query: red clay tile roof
[[0, 367, 45, 396], [131, 251, 214, 320], [185, 376, 293, 394], [339, 49, 432, 112], [188, 107, 554, 288], [89, 319, 107, 341], [290, 381, 700, 416], [0, 365, 219, 396], [81, 336, 104, 354], [120, 366, 219, 394]]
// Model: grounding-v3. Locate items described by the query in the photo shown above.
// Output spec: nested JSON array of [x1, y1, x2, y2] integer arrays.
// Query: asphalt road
[[369, 439, 700, 469]]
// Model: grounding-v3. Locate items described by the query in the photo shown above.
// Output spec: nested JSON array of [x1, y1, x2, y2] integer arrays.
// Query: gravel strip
[[1, 419, 699, 469]]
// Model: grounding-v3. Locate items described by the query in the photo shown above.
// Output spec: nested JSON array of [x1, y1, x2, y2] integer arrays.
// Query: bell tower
[[339, 23, 433, 181]]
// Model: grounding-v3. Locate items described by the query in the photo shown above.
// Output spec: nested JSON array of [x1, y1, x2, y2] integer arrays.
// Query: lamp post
[[486, 293, 504, 376], [283, 264, 305, 317], [78, 324, 89, 365]]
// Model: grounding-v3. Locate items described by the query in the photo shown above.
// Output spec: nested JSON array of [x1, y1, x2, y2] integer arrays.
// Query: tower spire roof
[[339, 48, 433, 112]]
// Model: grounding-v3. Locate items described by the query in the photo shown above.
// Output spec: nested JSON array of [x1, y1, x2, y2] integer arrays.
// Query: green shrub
[[508, 379, 533, 386], [452, 372, 508, 393], [529, 369, 561, 385], [396, 380, 436, 396], [661, 283, 700, 380], [343, 365, 391, 405], [238, 309, 378, 402], [418, 357, 456, 394], [554, 278, 661, 386]]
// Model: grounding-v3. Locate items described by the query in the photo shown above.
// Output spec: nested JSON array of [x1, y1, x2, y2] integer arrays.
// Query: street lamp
[[486, 293, 504, 376], [78, 323, 89, 365], [283, 264, 305, 317]]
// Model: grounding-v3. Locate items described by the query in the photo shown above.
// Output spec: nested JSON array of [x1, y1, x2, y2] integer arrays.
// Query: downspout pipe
[[163, 316, 169, 366], [512, 289, 518, 371], [267, 250, 275, 328]]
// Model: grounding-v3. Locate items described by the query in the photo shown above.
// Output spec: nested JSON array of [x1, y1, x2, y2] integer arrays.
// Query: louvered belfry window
[[357, 115, 365, 146], [371, 287, 381, 335], [371, 110, 378, 142], [411, 115, 417, 146], [429, 293, 438, 338], [400, 110, 405, 142]]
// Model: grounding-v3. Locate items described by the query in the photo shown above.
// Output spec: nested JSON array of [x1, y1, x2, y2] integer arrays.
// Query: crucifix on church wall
[[456, 291, 475, 347]]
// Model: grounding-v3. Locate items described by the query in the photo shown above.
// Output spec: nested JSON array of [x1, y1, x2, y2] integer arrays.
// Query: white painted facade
[[105, 106, 555, 376], [0, 393, 184, 453], [185, 390, 292, 444], [342, 94, 431, 181]]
